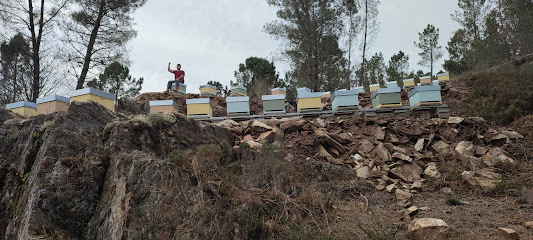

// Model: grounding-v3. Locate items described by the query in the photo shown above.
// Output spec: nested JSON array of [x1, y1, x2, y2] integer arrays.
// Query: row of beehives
[[366, 72, 450, 92], [151, 84, 444, 118], [5, 88, 116, 117]]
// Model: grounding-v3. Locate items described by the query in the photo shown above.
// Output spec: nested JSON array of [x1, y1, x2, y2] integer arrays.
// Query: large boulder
[[455, 141, 474, 156], [408, 218, 449, 240], [462, 168, 502, 189], [424, 163, 442, 179], [390, 164, 423, 183]]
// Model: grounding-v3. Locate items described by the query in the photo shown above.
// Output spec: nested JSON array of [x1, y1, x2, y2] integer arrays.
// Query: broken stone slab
[[315, 129, 347, 154], [441, 187, 454, 195], [250, 120, 274, 131], [415, 139, 425, 152], [390, 164, 423, 183], [432, 141, 451, 155], [525, 221, 533, 229], [482, 148, 515, 166], [393, 146, 408, 154], [246, 141, 263, 150], [314, 118, 326, 128], [318, 145, 343, 165], [401, 205, 419, 222], [395, 188, 412, 207], [447, 117, 464, 124], [374, 142, 392, 162], [424, 163, 442, 179], [475, 146, 489, 156], [216, 119, 240, 128], [501, 130, 524, 140], [460, 155, 486, 171], [455, 141, 475, 157], [243, 135, 254, 142], [462, 168, 502, 189], [392, 152, 413, 162], [258, 118, 281, 128], [358, 140, 375, 154], [386, 183, 399, 193], [408, 218, 449, 240], [498, 227, 520, 240], [256, 130, 277, 143], [280, 119, 306, 132], [356, 166, 370, 179]]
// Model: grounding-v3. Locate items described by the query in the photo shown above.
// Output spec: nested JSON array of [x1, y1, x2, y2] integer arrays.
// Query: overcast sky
[[128, 0, 461, 94]]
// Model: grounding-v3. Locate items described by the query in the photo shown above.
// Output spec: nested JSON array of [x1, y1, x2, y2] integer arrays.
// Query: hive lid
[[369, 83, 380, 87], [262, 94, 285, 101], [231, 85, 247, 91], [6, 101, 37, 109], [331, 89, 358, 101], [386, 81, 398, 88], [186, 98, 210, 104], [437, 72, 449, 77], [321, 92, 331, 96], [200, 84, 216, 89], [37, 95, 70, 104], [271, 87, 286, 92], [419, 75, 431, 79], [226, 96, 250, 103], [149, 100, 178, 107], [408, 85, 441, 98], [370, 87, 401, 100], [70, 88, 116, 100], [297, 87, 311, 92], [404, 78, 415, 82], [297, 91, 321, 100]]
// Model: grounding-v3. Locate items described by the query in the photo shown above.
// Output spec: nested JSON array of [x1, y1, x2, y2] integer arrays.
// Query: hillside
[[1, 73, 533, 239]]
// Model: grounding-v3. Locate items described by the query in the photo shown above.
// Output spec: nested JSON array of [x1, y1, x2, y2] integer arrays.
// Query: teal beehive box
[[262, 94, 286, 115], [386, 81, 398, 88], [371, 88, 402, 108], [230, 86, 247, 97], [226, 96, 250, 117], [355, 86, 364, 93], [432, 80, 439, 86], [332, 89, 359, 112], [408, 85, 442, 107]]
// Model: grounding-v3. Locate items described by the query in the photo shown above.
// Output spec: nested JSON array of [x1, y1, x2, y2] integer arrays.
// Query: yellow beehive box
[[369, 84, 380, 92], [37, 95, 70, 115], [200, 84, 217, 96], [403, 78, 416, 88], [6, 101, 37, 117], [70, 88, 116, 112], [437, 72, 450, 82], [149, 100, 179, 114], [419, 75, 432, 85], [186, 98, 212, 118], [271, 88, 287, 95], [297, 91, 322, 113]]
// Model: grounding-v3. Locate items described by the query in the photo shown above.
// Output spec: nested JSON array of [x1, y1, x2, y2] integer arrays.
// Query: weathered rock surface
[[462, 168, 502, 189], [408, 218, 449, 240], [390, 164, 423, 183]]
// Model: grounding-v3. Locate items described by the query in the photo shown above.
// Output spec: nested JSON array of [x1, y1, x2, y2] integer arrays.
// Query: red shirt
[[172, 70, 185, 82]]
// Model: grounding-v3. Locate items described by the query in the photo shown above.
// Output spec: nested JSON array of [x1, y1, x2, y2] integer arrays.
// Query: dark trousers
[[167, 81, 175, 89]]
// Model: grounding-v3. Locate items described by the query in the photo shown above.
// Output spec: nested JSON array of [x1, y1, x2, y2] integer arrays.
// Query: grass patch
[[239, 142, 251, 149]]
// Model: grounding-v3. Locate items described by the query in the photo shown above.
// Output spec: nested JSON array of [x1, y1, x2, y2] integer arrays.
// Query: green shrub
[[445, 198, 463, 206], [239, 143, 251, 149]]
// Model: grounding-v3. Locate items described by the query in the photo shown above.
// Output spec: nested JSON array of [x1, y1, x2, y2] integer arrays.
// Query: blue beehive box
[[355, 86, 364, 93], [226, 96, 250, 117], [332, 89, 359, 112], [408, 85, 442, 107], [262, 94, 286, 115], [230, 86, 247, 96], [386, 81, 398, 88], [171, 82, 187, 94]]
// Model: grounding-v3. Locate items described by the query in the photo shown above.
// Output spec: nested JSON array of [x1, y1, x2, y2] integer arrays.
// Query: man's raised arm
[[168, 62, 173, 72]]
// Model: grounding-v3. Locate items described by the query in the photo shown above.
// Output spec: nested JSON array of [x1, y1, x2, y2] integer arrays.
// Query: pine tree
[[386, 51, 409, 87], [414, 25, 443, 78], [87, 61, 143, 100]]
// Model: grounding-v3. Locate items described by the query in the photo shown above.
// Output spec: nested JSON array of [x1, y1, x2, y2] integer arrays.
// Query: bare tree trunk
[[13, 57, 18, 102], [360, 0, 368, 89], [76, 0, 106, 89], [28, 0, 45, 101]]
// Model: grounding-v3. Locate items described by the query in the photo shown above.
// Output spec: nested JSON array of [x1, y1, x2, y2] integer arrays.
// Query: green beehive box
[[226, 96, 250, 117], [171, 82, 187, 94], [230, 86, 247, 96], [332, 89, 359, 112], [408, 85, 442, 106], [262, 94, 286, 115], [371, 88, 402, 108]]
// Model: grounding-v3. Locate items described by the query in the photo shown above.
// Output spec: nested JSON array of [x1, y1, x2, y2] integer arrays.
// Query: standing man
[[166, 63, 185, 93]]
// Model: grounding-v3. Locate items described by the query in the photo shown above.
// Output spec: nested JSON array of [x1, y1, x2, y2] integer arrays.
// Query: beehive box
[[355, 86, 365, 93], [437, 72, 450, 82], [408, 85, 442, 107], [419, 75, 432, 85], [70, 88, 116, 111], [332, 89, 359, 112], [432, 80, 439, 86], [262, 94, 286, 115], [149, 100, 179, 113], [230, 86, 247, 96], [369, 84, 380, 92], [171, 82, 187, 94], [403, 78, 416, 88], [6, 101, 37, 117], [226, 96, 250, 117], [271, 88, 286, 95], [371, 88, 402, 108], [297, 87, 311, 93], [321, 92, 331, 99], [200, 84, 216, 96], [37, 95, 70, 115], [386, 81, 398, 88], [186, 98, 212, 118], [297, 91, 322, 113]]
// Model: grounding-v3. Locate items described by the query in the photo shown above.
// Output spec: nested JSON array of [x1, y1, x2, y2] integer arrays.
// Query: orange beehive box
[[37, 95, 70, 115]]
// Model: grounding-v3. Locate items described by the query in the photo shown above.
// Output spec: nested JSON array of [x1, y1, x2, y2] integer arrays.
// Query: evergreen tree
[[386, 51, 409, 87], [0, 33, 32, 104], [87, 61, 143, 100], [414, 24, 443, 78], [444, 29, 473, 74], [452, 0, 488, 42]]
